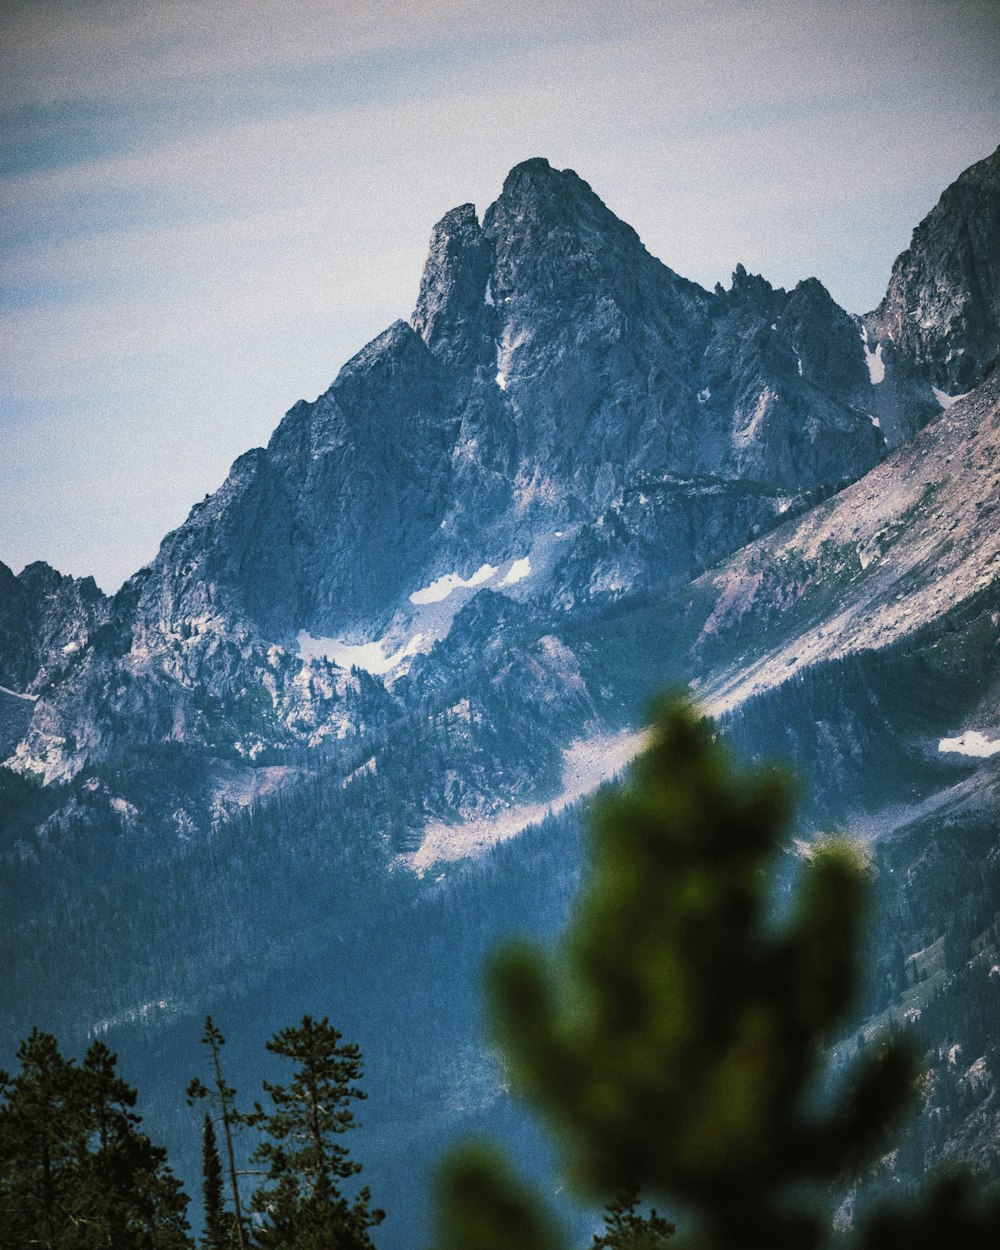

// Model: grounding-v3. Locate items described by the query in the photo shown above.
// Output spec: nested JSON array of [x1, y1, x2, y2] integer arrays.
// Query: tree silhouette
[[201, 1112, 229, 1250], [187, 1016, 249, 1250], [592, 1187, 674, 1249], [0, 1030, 191, 1248], [247, 1015, 383, 1249]]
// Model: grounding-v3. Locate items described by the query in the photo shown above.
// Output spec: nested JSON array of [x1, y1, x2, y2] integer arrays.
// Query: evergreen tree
[[0, 1029, 80, 1249], [247, 1015, 384, 1249], [73, 1039, 191, 1248], [201, 1113, 229, 1250], [592, 1188, 674, 1249], [0, 1030, 191, 1249], [188, 1017, 249, 1250], [430, 697, 1000, 1249]]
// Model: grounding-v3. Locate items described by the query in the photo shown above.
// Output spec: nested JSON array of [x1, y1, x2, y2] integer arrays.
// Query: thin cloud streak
[[1, 0, 998, 589]]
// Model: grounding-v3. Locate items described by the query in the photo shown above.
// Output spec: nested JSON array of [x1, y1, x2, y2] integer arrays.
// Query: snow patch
[[409, 564, 498, 604], [495, 325, 528, 393], [863, 336, 885, 385], [500, 557, 531, 586], [484, 278, 494, 307], [297, 630, 424, 676], [938, 731, 1000, 759], [697, 387, 711, 403], [932, 386, 968, 410], [0, 684, 37, 702]]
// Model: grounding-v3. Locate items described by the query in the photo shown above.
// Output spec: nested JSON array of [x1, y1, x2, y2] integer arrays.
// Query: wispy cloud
[[1, 0, 998, 588]]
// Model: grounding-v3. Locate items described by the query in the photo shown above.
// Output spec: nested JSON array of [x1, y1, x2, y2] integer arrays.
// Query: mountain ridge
[[4, 151, 947, 783]]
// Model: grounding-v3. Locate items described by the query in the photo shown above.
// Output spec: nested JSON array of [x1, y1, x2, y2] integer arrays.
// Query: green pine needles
[[432, 696, 1000, 1249], [0, 1031, 191, 1249], [247, 1015, 384, 1250]]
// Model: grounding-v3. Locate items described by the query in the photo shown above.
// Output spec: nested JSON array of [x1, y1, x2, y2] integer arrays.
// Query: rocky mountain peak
[[482, 156, 661, 304], [867, 144, 1000, 393], [493, 155, 591, 211], [782, 277, 871, 398], [11, 151, 998, 782], [726, 264, 782, 318], [410, 204, 491, 370], [0, 560, 108, 700]]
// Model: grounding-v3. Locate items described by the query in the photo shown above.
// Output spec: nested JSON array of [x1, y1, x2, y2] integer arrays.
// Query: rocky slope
[[691, 368, 1000, 715]]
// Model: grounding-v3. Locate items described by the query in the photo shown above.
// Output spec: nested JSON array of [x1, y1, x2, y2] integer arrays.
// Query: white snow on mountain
[[938, 731, 1000, 759], [297, 630, 425, 675], [863, 334, 885, 385], [500, 557, 531, 586], [932, 386, 968, 410], [410, 564, 498, 604]]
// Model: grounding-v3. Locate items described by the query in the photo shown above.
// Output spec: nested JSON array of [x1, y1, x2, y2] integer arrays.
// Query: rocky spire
[[411, 202, 492, 370], [867, 144, 1000, 393]]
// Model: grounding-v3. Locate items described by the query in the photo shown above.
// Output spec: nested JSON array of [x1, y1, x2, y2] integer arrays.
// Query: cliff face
[[869, 145, 1000, 394], [864, 145, 1000, 443], [0, 561, 108, 696], [4, 157, 910, 782]]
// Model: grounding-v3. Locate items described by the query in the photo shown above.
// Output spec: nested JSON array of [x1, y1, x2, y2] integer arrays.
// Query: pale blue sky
[[2, 0, 998, 590]]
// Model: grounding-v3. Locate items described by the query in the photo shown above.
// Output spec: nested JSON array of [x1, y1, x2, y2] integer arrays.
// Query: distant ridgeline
[[1, 146, 999, 1246]]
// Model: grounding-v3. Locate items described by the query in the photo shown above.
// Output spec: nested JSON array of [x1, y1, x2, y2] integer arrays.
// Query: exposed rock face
[[411, 203, 493, 372], [4, 152, 995, 787], [690, 369, 1000, 715], [863, 145, 1000, 444], [412, 159, 882, 510], [698, 268, 882, 485], [146, 319, 458, 640], [868, 145, 1000, 394], [0, 561, 108, 694], [477, 159, 711, 502]]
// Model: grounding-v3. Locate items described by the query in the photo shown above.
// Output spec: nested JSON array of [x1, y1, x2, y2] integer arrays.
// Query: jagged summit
[[411, 203, 490, 369], [0, 559, 107, 701], [495, 155, 596, 205], [865, 144, 1000, 429], [6, 150, 998, 783]]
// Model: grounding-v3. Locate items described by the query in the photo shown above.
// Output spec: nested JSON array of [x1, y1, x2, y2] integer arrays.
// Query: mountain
[[863, 144, 1000, 444], [6, 157, 890, 788], [2, 147, 999, 1246], [0, 561, 107, 756]]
